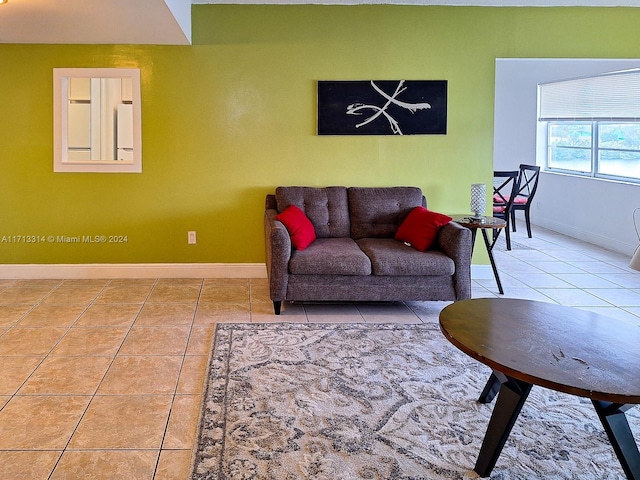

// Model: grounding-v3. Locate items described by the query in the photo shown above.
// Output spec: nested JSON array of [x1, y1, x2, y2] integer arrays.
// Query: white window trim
[[53, 68, 142, 173]]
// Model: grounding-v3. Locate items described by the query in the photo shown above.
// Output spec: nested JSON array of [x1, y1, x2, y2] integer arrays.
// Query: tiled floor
[[0, 223, 639, 479]]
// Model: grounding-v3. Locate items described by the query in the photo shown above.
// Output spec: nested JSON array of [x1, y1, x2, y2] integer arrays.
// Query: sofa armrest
[[437, 222, 472, 300], [264, 208, 291, 302]]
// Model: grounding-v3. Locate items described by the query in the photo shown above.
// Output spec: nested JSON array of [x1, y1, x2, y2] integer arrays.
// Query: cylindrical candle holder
[[470, 183, 486, 219]]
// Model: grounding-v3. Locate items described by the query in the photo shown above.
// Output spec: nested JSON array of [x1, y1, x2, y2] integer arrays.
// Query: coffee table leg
[[474, 375, 532, 477], [481, 229, 504, 295], [592, 401, 640, 480], [478, 372, 501, 404]]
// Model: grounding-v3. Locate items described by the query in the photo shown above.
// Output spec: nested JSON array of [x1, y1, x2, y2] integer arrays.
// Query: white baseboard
[[0, 262, 491, 282], [533, 218, 636, 256], [0, 263, 268, 280]]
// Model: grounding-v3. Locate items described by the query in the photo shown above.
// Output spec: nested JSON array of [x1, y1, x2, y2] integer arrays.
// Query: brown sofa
[[264, 186, 472, 314]]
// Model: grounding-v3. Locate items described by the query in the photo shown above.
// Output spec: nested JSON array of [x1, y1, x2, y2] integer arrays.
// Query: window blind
[[538, 69, 640, 121]]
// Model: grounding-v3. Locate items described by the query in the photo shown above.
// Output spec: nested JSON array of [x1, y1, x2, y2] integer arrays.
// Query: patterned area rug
[[192, 323, 639, 479]]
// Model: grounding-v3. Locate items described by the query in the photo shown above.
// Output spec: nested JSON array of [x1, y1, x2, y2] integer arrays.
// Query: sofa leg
[[273, 301, 282, 315]]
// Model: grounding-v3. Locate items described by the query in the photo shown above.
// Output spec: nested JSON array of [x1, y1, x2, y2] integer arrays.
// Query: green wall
[[1, 5, 639, 265]]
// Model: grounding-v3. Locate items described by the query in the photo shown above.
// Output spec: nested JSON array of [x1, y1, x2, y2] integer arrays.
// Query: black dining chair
[[510, 164, 541, 238], [492, 171, 519, 250]]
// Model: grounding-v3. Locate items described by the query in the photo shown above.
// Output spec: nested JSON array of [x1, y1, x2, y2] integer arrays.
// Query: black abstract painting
[[317, 80, 447, 136]]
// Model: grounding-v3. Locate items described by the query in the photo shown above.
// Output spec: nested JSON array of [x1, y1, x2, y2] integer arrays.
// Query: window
[[547, 122, 592, 173], [539, 69, 640, 183], [598, 123, 640, 178]]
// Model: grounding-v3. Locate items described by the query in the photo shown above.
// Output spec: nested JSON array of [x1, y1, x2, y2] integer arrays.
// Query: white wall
[[494, 58, 640, 256]]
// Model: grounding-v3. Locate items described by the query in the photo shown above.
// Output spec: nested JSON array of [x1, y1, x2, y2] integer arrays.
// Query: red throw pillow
[[276, 205, 317, 250], [395, 206, 452, 252]]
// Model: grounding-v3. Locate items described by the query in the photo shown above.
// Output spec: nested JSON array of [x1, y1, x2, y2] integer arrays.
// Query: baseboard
[[0, 262, 490, 282], [0, 263, 268, 280], [533, 218, 636, 256]]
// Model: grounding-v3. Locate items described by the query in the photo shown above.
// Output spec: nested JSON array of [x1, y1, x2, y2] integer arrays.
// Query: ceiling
[[1, 0, 640, 46], [0, 0, 192, 45]]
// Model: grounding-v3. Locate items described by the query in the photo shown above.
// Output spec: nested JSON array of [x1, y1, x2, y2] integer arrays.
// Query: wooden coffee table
[[439, 298, 640, 479]]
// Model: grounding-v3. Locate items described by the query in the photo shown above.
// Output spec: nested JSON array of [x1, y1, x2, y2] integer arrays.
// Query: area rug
[[191, 322, 639, 479]]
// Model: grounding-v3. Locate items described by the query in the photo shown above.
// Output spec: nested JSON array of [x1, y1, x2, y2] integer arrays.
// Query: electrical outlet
[[188, 231, 197, 244]]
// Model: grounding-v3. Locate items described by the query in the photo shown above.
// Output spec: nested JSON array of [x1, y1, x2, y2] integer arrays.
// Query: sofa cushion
[[288, 238, 372, 276], [275, 205, 317, 250], [395, 206, 452, 252], [356, 238, 455, 276], [276, 186, 350, 238], [348, 187, 424, 239]]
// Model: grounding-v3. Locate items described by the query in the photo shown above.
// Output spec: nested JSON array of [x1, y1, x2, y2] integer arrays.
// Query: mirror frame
[[53, 68, 142, 173]]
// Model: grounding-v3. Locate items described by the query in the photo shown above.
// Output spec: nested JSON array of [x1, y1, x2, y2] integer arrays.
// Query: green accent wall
[[1, 5, 639, 264]]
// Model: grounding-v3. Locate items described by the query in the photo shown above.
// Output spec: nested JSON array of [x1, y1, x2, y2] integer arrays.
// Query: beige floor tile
[[199, 283, 250, 303], [60, 278, 110, 287], [0, 305, 32, 327], [304, 303, 365, 323], [68, 395, 172, 449], [147, 285, 202, 304], [270, 300, 305, 315], [50, 327, 129, 356], [156, 278, 203, 287], [358, 302, 421, 324], [0, 356, 43, 395], [13, 279, 62, 288], [119, 326, 190, 355], [306, 315, 364, 324], [162, 394, 202, 449], [155, 449, 194, 480], [249, 278, 268, 287], [0, 228, 637, 479], [51, 450, 158, 480], [18, 356, 113, 395], [177, 355, 209, 394], [249, 280, 271, 303], [185, 325, 216, 355], [135, 302, 196, 326], [406, 300, 452, 323], [0, 396, 90, 449], [76, 303, 142, 327], [108, 278, 157, 286], [0, 327, 67, 355], [0, 286, 56, 305], [0, 451, 61, 480], [93, 284, 154, 304], [16, 304, 86, 327], [250, 301, 307, 322], [97, 356, 182, 395], [42, 285, 104, 306], [203, 278, 249, 286], [194, 302, 250, 324]]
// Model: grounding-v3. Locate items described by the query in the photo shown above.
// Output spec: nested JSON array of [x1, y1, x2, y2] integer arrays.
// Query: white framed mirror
[[53, 68, 142, 173]]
